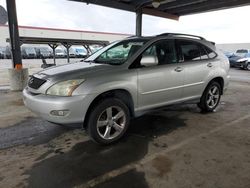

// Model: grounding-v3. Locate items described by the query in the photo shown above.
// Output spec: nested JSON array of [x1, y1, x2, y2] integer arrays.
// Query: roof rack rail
[[158, 33, 205, 40]]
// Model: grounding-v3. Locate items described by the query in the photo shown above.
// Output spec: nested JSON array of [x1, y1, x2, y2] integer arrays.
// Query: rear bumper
[[23, 88, 94, 124]]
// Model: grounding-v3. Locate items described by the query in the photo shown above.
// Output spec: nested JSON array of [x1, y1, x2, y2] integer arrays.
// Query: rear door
[[176, 39, 217, 99]]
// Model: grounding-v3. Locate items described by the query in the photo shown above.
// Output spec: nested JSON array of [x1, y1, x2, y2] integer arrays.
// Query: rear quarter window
[[178, 40, 216, 62], [204, 46, 217, 58]]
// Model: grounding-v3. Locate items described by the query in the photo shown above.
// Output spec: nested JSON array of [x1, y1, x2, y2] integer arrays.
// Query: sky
[[0, 0, 250, 44]]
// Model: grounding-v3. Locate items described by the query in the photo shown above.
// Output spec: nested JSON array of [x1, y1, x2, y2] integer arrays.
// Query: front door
[[133, 39, 185, 110]]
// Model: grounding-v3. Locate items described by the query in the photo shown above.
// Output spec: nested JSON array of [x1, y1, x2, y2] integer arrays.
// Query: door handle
[[175, 67, 183, 72], [207, 63, 213, 67]]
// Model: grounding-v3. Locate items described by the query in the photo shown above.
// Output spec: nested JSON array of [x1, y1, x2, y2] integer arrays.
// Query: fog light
[[50, 110, 69, 116]]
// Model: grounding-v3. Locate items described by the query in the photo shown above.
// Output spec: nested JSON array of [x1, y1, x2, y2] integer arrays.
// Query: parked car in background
[[23, 33, 230, 144], [90, 45, 102, 53], [35, 46, 52, 59], [69, 47, 88, 58], [233, 52, 250, 70], [69, 47, 77, 58], [223, 51, 234, 58], [55, 48, 66, 58], [75, 47, 88, 58], [0, 47, 5, 59], [228, 49, 250, 69], [235, 49, 250, 57], [5, 46, 11, 59], [228, 54, 241, 67], [21, 46, 37, 59]]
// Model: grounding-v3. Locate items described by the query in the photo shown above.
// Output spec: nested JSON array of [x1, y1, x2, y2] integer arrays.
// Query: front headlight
[[46, 79, 85, 96], [237, 58, 247, 63]]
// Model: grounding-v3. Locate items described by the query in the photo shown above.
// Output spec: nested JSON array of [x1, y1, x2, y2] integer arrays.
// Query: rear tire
[[198, 81, 222, 112], [87, 98, 130, 145]]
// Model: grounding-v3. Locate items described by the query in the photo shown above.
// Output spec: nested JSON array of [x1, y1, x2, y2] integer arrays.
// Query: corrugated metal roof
[[70, 0, 250, 20]]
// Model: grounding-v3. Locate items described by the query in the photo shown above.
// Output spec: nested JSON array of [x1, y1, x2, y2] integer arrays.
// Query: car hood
[[35, 62, 112, 80], [229, 56, 242, 62]]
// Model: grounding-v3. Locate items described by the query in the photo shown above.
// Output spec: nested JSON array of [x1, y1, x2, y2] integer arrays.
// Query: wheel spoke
[[208, 90, 213, 97], [97, 120, 108, 127], [214, 94, 219, 99], [106, 107, 112, 120], [97, 106, 127, 140], [103, 126, 111, 139], [113, 122, 123, 132], [207, 97, 212, 104], [113, 111, 125, 120], [211, 99, 215, 106], [212, 87, 217, 94]]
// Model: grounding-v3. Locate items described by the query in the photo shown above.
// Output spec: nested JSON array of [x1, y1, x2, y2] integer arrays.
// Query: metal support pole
[[6, 0, 22, 68], [48, 44, 58, 65], [83, 45, 92, 57], [63, 43, 71, 63], [136, 8, 142, 37]]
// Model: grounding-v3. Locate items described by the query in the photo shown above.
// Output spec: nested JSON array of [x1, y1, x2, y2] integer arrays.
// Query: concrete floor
[[0, 68, 250, 188]]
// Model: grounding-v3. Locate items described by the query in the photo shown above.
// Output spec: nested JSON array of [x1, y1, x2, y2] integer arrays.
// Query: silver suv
[[23, 33, 230, 144]]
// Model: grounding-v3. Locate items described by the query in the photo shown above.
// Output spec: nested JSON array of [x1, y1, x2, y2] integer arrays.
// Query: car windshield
[[56, 49, 63, 53], [40, 48, 49, 53], [235, 50, 249, 57], [236, 49, 248, 53], [25, 47, 35, 53], [85, 39, 148, 65], [235, 52, 247, 58], [76, 48, 86, 53]]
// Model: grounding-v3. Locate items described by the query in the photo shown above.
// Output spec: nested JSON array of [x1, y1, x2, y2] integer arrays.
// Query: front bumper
[[23, 88, 95, 124], [234, 61, 247, 68]]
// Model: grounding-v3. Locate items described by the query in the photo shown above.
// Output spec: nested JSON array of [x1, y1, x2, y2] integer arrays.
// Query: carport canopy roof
[[6, 36, 109, 46], [70, 0, 250, 20]]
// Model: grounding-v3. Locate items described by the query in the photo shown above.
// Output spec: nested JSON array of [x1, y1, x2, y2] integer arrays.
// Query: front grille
[[28, 76, 46, 89]]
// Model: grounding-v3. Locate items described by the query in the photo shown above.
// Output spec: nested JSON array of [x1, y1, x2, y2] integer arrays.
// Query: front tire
[[87, 98, 130, 145], [198, 81, 222, 112]]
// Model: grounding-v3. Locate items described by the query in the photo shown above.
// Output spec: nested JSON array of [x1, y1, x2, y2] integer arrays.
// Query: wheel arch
[[83, 89, 135, 128], [206, 77, 224, 95]]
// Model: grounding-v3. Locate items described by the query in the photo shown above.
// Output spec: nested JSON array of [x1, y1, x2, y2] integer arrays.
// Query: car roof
[[125, 33, 215, 49]]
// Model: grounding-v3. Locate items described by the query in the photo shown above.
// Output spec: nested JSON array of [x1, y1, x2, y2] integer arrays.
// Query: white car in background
[[55, 48, 66, 58]]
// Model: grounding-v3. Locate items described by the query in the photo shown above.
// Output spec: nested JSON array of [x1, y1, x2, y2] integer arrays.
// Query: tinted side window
[[200, 45, 209, 60], [178, 40, 217, 61], [144, 40, 177, 65], [204, 46, 217, 58], [178, 41, 201, 61], [129, 40, 177, 68]]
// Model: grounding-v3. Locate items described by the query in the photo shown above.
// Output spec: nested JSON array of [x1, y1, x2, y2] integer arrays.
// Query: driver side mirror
[[140, 55, 158, 67]]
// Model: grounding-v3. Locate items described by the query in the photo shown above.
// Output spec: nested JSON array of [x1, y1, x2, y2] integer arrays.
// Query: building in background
[[217, 43, 250, 53], [1, 24, 250, 55], [0, 24, 130, 47]]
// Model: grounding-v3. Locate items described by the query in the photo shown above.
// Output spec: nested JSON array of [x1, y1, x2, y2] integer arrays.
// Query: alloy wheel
[[96, 106, 126, 140], [206, 85, 220, 109]]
